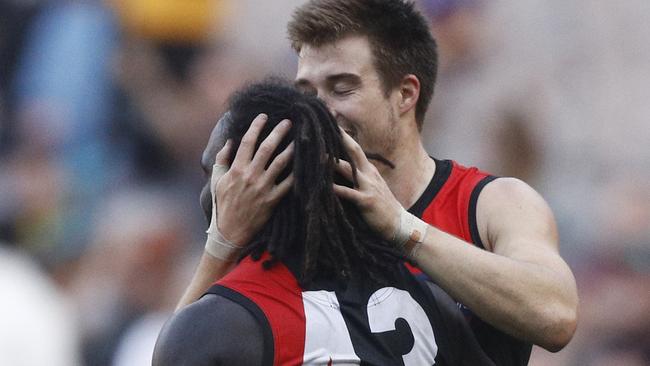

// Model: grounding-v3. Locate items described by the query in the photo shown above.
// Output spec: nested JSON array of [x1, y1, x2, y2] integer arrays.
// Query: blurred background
[[0, 0, 647, 365]]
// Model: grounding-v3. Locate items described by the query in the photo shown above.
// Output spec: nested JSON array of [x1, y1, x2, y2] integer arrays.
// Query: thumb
[[211, 139, 233, 199], [214, 139, 233, 167]]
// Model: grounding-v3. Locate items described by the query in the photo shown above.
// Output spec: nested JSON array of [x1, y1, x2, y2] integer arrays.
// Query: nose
[[316, 91, 339, 120], [327, 104, 339, 121]]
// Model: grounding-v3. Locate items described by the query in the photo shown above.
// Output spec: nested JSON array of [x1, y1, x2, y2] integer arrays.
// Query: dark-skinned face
[[199, 113, 232, 222]]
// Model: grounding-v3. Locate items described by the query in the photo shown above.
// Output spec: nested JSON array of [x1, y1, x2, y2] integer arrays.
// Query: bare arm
[[415, 178, 578, 351], [176, 114, 293, 309], [176, 253, 235, 310], [333, 130, 578, 352]]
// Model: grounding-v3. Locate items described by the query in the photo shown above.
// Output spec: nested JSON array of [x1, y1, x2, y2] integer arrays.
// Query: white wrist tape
[[392, 208, 428, 262], [205, 225, 243, 261], [211, 163, 229, 188], [208, 163, 229, 226]]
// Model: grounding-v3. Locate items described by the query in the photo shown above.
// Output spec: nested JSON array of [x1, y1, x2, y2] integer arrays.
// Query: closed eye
[[332, 88, 354, 96]]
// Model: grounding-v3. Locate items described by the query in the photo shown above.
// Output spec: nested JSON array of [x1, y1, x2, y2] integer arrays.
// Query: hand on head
[[210, 114, 294, 248], [333, 128, 403, 242]]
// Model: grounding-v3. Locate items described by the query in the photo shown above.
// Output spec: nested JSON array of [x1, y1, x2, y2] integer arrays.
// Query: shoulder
[[476, 177, 559, 255], [478, 177, 555, 230], [153, 292, 267, 366], [478, 177, 545, 204], [440, 159, 496, 207]]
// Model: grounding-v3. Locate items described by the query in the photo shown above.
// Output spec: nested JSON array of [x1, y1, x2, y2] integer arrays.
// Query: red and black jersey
[[407, 158, 531, 365], [204, 158, 529, 365], [408, 158, 495, 254], [209, 251, 495, 365]]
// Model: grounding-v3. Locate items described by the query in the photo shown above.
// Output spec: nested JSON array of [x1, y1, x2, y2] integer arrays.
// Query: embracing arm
[[415, 178, 578, 351], [334, 131, 578, 352]]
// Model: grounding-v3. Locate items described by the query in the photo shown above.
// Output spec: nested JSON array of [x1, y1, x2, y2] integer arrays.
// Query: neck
[[377, 127, 435, 209]]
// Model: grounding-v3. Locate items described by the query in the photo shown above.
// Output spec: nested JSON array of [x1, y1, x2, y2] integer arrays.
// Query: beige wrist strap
[[205, 225, 243, 261], [392, 208, 428, 263]]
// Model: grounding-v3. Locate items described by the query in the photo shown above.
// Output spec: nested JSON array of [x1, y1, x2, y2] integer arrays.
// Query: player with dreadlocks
[[223, 79, 402, 288], [153, 79, 495, 365], [176, 2, 578, 364]]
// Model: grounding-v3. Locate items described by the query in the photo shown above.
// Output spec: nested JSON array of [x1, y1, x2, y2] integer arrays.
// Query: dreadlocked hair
[[224, 78, 404, 287]]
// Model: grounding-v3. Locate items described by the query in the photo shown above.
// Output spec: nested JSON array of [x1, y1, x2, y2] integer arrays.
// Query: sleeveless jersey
[[407, 158, 531, 365], [209, 158, 528, 365], [210, 251, 493, 365]]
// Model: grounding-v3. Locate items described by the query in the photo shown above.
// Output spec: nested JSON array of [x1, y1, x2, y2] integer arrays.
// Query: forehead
[[296, 35, 376, 85]]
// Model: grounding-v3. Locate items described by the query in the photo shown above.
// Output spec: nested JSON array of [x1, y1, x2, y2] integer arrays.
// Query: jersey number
[[302, 287, 438, 365]]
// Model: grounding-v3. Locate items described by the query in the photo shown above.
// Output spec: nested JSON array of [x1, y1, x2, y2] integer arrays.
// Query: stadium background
[[0, 0, 648, 364]]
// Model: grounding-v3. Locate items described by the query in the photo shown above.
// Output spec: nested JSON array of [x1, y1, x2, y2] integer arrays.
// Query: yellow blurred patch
[[111, 0, 229, 43]]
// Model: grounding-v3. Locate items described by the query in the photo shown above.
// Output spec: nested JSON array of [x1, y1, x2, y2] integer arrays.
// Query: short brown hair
[[288, 0, 438, 128]]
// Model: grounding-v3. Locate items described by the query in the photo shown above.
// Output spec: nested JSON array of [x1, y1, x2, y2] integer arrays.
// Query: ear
[[398, 74, 420, 116]]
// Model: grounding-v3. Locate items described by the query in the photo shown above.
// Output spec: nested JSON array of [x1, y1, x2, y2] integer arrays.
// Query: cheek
[[323, 93, 358, 118], [346, 93, 387, 121]]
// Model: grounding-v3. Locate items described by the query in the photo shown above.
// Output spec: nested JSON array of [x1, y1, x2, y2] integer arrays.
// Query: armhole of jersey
[[468, 176, 498, 250], [206, 285, 275, 366]]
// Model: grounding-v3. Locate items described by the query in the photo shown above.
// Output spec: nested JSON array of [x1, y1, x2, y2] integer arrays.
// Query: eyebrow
[[326, 73, 361, 86], [295, 73, 361, 88]]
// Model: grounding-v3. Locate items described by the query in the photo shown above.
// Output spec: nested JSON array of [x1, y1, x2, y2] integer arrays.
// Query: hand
[[214, 114, 294, 245], [333, 129, 402, 240]]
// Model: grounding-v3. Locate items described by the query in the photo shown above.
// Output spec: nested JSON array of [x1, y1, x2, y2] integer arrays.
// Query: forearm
[[414, 227, 578, 351], [175, 251, 234, 310]]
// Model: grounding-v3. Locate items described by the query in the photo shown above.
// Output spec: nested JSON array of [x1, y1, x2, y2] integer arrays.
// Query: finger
[[269, 173, 294, 204], [339, 127, 371, 169], [214, 139, 233, 167], [210, 164, 229, 193], [334, 158, 354, 181], [263, 141, 294, 185], [211, 140, 232, 194], [232, 113, 268, 168], [333, 183, 361, 202], [250, 119, 292, 173]]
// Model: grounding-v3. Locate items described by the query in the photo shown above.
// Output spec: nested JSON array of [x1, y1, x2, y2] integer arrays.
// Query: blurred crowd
[[0, 0, 648, 365]]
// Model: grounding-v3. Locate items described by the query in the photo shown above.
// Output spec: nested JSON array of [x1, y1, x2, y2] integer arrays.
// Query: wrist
[[392, 208, 428, 263], [205, 225, 244, 262], [217, 224, 251, 248]]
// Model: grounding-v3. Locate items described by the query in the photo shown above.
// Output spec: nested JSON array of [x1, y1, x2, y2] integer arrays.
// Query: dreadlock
[[225, 78, 404, 287]]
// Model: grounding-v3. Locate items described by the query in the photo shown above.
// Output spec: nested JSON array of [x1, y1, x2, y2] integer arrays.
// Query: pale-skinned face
[[295, 35, 403, 163]]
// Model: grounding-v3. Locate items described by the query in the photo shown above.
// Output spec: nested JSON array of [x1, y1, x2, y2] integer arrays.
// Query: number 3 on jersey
[[302, 287, 438, 365]]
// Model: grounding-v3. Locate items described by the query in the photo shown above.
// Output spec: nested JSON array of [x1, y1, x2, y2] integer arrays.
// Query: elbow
[[537, 303, 578, 352]]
